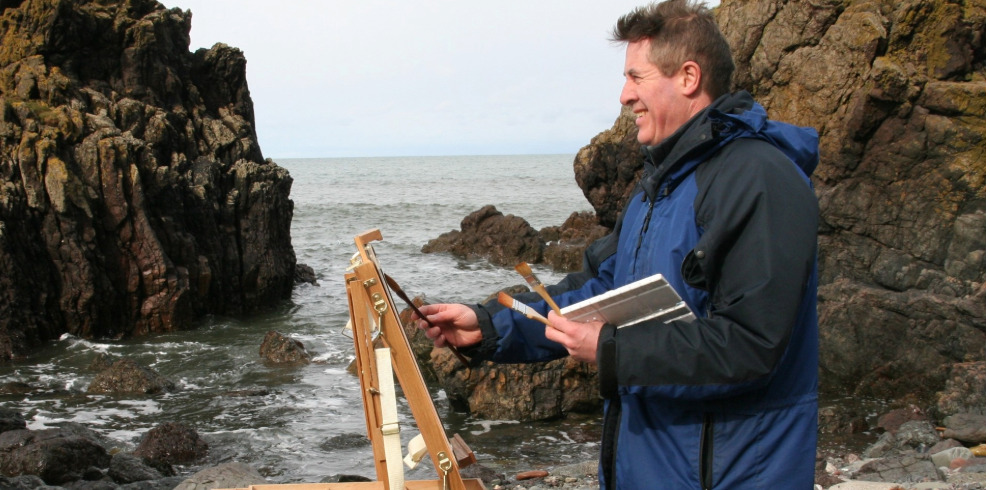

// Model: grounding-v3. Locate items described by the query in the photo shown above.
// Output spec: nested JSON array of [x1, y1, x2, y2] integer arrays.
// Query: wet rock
[[0, 407, 26, 434], [294, 263, 318, 286], [422, 205, 544, 268], [0, 474, 48, 489], [259, 330, 311, 365], [173, 462, 266, 490], [86, 358, 176, 395], [132, 422, 208, 466], [108, 452, 164, 483], [0, 425, 111, 485]]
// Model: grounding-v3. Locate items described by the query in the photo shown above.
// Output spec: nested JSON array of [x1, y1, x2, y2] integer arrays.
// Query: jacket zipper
[[700, 413, 714, 490], [633, 181, 668, 266]]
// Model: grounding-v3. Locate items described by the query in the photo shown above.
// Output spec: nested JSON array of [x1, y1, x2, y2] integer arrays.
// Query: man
[[415, 1, 820, 488]]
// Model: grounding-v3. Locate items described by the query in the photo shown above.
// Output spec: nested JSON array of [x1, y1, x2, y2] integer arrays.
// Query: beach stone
[[927, 438, 964, 455], [173, 462, 266, 490], [894, 420, 940, 450], [931, 446, 973, 469], [941, 412, 986, 445], [850, 451, 940, 483], [876, 406, 927, 434]]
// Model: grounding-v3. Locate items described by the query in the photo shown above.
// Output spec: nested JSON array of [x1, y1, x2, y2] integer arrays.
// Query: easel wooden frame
[[222, 229, 484, 490]]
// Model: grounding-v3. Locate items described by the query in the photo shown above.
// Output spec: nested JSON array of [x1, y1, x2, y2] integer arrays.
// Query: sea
[[0, 154, 603, 483]]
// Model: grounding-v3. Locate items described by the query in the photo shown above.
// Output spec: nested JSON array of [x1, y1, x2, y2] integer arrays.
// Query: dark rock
[[132, 422, 207, 466], [572, 106, 641, 229], [539, 211, 609, 273], [422, 205, 543, 268], [0, 0, 296, 361], [89, 353, 121, 371], [86, 358, 176, 395], [294, 263, 318, 286], [108, 453, 163, 484], [172, 462, 265, 490], [259, 330, 311, 365], [0, 407, 26, 434], [818, 403, 871, 436], [119, 476, 185, 489], [0, 474, 48, 489], [0, 426, 111, 485]]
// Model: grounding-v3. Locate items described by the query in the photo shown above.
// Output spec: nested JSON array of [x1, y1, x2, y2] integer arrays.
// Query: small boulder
[[86, 358, 176, 395], [132, 422, 208, 466], [259, 330, 311, 365]]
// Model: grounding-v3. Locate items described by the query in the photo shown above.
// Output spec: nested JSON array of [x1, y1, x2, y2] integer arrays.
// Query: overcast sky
[[159, 1, 715, 159]]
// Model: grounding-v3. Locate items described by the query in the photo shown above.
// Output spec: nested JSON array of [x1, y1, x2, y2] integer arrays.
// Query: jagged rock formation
[[421, 205, 609, 272], [0, 0, 296, 360]]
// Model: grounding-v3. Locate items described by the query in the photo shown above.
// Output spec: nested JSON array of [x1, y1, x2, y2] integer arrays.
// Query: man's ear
[[679, 61, 703, 96]]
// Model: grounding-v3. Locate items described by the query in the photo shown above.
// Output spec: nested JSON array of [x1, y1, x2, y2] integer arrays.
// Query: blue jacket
[[467, 92, 820, 489]]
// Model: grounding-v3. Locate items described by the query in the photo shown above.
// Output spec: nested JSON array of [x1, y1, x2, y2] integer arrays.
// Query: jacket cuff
[[597, 323, 618, 399], [457, 303, 499, 362]]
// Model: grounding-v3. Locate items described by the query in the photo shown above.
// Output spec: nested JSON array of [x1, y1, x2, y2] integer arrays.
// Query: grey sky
[[160, 1, 717, 158]]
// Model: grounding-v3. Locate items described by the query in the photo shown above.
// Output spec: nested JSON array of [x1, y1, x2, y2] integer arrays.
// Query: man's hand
[[545, 312, 604, 363], [413, 303, 483, 349]]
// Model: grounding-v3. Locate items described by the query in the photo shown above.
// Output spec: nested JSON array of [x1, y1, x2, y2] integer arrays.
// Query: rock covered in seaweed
[[0, 0, 297, 360]]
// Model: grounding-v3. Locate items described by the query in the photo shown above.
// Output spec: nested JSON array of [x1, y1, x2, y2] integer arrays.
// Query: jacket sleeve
[[461, 231, 618, 363], [597, 139, 819, 400]]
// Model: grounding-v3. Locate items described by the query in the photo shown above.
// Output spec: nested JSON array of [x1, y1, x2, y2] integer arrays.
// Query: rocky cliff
[[0, 0, 296, 359], [575, 0, 985, 412]]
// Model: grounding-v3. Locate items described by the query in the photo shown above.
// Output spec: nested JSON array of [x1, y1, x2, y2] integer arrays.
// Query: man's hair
[[612, 0, 734, 98]]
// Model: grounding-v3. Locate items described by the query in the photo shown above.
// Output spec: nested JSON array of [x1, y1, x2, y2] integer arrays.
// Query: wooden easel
[[223, 229, 484, 490]]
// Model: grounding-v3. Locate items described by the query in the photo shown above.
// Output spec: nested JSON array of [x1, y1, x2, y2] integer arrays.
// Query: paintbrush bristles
[[514, 262, 562, 315], [514, 262, 541, 286]]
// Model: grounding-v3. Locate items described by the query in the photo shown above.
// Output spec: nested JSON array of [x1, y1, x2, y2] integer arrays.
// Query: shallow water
[[0, 154, 599, 482]]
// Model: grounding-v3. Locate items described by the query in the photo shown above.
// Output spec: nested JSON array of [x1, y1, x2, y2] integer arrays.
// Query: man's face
[[619, 39, 690, 146]]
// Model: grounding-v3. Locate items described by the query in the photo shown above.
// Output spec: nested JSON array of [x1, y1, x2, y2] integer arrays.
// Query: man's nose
[[619, 80, 636, 106]]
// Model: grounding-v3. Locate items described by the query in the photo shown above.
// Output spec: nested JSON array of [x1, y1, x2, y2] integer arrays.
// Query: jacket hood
[[638, 91, 819, 199]]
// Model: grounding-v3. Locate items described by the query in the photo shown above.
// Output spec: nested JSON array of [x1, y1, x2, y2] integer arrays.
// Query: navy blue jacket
[[467, 92, 820, 489]]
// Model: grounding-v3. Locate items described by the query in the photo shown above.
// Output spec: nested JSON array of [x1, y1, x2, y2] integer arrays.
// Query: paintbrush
[[514, 262, 562, 315], [497, 291, 553, 327], [383, 273, 471, 368]]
